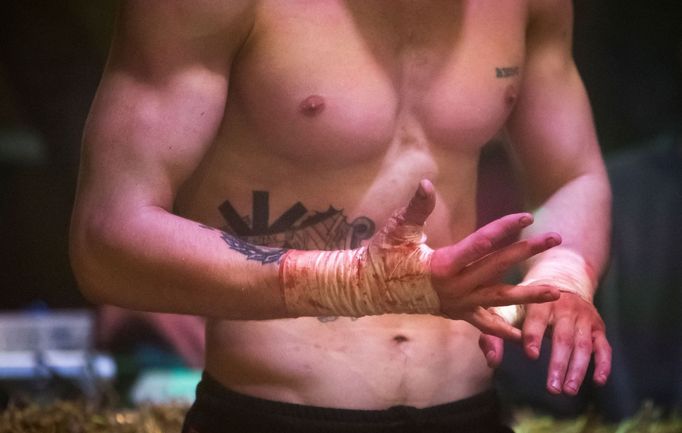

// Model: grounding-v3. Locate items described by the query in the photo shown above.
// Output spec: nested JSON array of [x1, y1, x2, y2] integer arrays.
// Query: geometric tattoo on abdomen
[[218, 191, 376, 252], [200, 191, 376, 265]]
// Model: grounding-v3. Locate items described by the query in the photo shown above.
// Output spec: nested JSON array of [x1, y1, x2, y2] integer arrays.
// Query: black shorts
[[182, 373, 514, 433]]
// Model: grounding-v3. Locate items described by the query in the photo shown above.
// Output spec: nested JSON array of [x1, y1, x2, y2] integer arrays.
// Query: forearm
[[70, 205, 285, 320], [71, 200, 440, 320], [521, 170, 611, 297]]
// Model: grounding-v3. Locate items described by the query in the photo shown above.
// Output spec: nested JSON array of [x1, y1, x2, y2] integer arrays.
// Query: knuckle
[[493, 290, 512, 305], [523, 334, 538, 346], [601, 343, 613, 357], [575, 338, 592, 352], [471, 236, 493, 256], [596, 359, 611, 370], [488, 253, 520, 274], [494, 254, 516, 270], [553, 331, 574, 347]]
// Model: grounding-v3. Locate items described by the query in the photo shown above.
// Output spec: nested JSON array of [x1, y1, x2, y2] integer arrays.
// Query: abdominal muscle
[[183, 127, 496, 409], [205, 314, 492, 409]]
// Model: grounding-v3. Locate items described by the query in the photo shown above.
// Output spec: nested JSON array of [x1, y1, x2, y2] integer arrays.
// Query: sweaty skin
[[71, 0, 612, 409]]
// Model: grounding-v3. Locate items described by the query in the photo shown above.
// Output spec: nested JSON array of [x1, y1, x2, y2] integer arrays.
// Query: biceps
[[80, 68, 227, 210], [505, 64, 602, 199]]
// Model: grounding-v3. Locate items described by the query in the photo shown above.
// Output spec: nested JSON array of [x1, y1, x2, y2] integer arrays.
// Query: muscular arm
[[69, 1, 287, 319], [508, 0, 611, 279], [70, 1, 561, 328], [484, 0, 612, 394]]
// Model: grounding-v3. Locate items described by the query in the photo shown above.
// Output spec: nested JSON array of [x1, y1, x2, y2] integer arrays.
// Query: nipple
[[504, 86, 517, 107], [299, 95, 326, 117]]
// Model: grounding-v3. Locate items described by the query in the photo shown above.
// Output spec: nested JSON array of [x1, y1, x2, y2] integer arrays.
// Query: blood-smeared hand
[[398, 179, 561, 340], [479, 293, 612, 395]]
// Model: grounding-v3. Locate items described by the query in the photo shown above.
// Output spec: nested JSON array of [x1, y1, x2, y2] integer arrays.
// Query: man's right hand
[[401, 179, 561, 340]]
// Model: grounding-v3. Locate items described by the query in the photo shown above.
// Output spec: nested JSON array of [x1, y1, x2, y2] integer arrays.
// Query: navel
[[299, 95, 326, 117], [393, 335, 409, 344]]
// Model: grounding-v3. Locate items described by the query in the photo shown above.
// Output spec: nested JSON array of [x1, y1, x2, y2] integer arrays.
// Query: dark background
[[1, 0, 117, 308], [1, 0, 681, 421], [0, 2, 680, 311]]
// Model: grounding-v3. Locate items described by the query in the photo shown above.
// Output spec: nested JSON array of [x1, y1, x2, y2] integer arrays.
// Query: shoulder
[[525, 0, 573, 45], [116, 0, 258, 53], [119, 0, 257, 30], [526, 0, 573, 27]]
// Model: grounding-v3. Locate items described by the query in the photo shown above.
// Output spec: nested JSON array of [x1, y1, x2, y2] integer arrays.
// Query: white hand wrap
[[520, 247, 595, 303], [492, 247, 595, 325], [491, 304, 527, 327], [279, 210, 441, 317]]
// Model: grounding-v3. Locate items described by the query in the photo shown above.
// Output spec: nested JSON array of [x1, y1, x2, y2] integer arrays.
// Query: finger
[[401, 179, 436, 226], [378, 180, 436, 246], [466, 307, 522, 342], [562, 318, 594, 395], [522, 303, 552, 360], [435, 212, 538, 275], [479, 332, 505, 368], [458, 233, 561, 289], [471, 283, 559, 308], [546, 315, 576, 394], [592, 329, 612, 386]]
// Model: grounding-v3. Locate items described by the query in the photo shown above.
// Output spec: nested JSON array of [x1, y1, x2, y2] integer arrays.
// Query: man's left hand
[[479, 292, 612, 395]]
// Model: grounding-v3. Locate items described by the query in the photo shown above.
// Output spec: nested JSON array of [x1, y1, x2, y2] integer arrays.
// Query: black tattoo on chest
[[202, 191, 376, 266], [202, 192, 377, 323], [219, 191, 375, 251], [495, 66, 520, 78]]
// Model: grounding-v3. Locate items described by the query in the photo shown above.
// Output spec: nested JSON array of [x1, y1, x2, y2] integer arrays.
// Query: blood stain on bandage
[[299, 95, 326, 116]]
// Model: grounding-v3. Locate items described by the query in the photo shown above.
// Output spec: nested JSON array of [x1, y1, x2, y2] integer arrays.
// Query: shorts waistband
[[195, 372, 503, 426]]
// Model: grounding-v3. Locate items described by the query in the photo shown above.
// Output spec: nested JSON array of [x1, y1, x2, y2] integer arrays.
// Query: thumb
[[402, 179, 436, 226], [378, 179, 436, 246]]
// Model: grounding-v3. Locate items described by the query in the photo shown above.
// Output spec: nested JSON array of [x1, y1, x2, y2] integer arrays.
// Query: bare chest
[[225, 0, 527, 167]]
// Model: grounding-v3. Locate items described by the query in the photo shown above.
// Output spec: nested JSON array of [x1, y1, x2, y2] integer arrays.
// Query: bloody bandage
[[492, 247, 595, 325], [279, 210, 441, 317]]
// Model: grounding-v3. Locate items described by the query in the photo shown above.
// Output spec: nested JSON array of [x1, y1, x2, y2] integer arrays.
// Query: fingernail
[[528, 344, 539, 358], [519, 214, 533, 226], [564, 380, 578, 394], [546, 236, 559, 247], [549, 377, 561, 392], [485, 351, 496, 366]]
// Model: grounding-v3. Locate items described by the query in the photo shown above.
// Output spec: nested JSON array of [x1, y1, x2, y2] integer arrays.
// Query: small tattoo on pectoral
[[496, 66, 520, 78]]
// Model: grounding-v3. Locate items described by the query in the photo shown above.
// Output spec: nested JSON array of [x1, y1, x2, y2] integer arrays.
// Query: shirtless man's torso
[[70, 0, 612, 426], [195, 0, 526, 409]]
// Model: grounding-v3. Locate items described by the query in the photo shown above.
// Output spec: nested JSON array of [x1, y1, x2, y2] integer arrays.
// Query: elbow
[[69, 224, 107, 305], [69, 214, 124, 306]]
